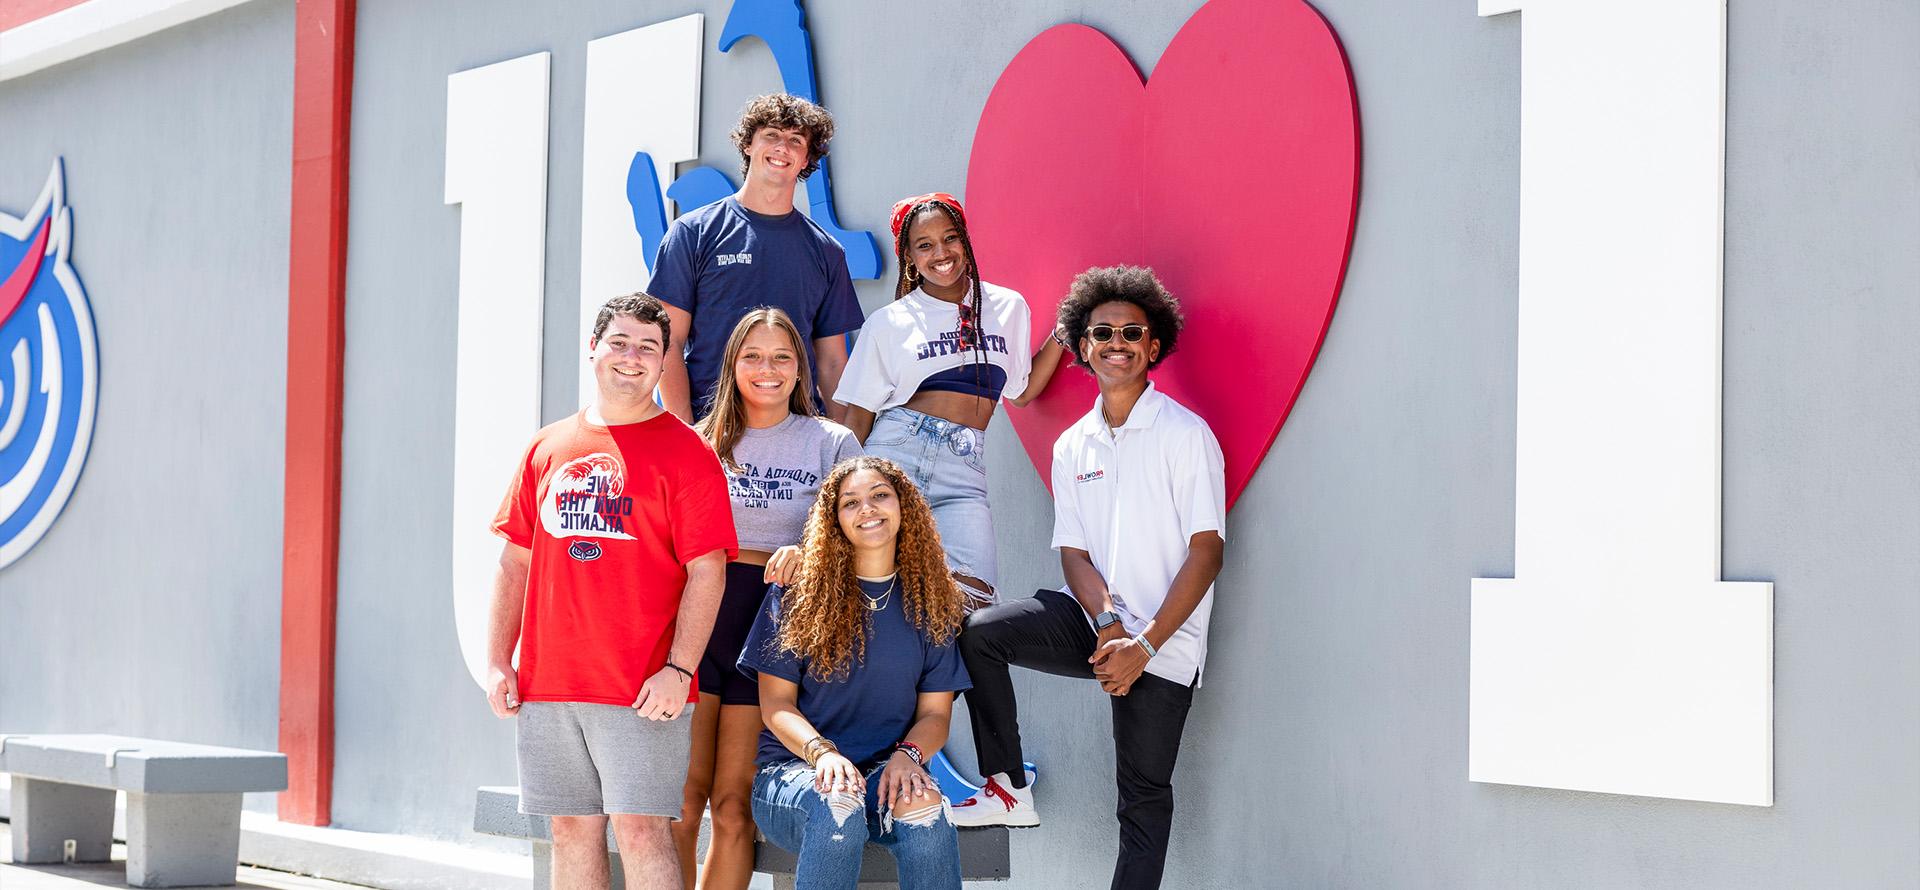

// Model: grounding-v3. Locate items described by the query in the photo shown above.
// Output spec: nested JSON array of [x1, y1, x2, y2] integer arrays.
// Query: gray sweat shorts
[[515, 701, 695, 818]]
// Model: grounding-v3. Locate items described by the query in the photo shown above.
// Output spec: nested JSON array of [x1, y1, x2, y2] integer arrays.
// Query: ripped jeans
[[863, 406, 998, 609], [750, 759, 962, 890]]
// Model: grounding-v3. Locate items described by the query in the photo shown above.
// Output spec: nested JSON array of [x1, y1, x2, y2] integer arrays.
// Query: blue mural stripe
[[714, 0, 881, 279]]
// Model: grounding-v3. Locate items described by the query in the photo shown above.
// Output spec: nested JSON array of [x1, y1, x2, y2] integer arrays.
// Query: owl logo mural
[[0, 160, 100, 571]]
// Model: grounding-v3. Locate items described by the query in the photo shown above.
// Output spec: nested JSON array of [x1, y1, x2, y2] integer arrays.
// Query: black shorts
[[698, 562, 772, 706]]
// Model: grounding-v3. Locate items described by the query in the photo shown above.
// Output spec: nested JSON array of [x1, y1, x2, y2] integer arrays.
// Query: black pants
[[959, 589, 1195, 890]]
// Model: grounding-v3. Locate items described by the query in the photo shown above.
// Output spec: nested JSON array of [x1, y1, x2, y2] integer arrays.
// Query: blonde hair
[[697, 307, 818, 471], [774, 457, 965, 681]]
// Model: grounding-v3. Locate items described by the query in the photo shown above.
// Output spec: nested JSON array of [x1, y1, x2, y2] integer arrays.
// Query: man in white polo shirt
[[952, 265, 1226, 890]]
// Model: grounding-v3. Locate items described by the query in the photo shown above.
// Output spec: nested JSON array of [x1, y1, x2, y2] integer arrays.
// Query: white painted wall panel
[[444, 52, 549, 689], [1469, 0, 1773, 806], [577, 14, 702, 407]]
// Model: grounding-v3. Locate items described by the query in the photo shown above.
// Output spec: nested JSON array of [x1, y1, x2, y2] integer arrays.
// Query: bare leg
[[612, 814, 680, 890], [698, 704, 765, 890], [674, 692, 722, 889], [955, 574, 995, 613], [550, 814, 611, 890]]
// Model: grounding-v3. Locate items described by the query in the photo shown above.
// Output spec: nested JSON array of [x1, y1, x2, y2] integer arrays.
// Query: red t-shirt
[[493, 410, 737, 705]]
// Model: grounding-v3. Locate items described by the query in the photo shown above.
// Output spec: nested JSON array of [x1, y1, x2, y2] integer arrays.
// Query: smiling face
[[744, 125, 811, 189], [903, 208, 970, 298], [835, 467, 902, 555], [733, 322, 801, 414], [1080, 300, 1160, 390], [589, 313, 666, 412]]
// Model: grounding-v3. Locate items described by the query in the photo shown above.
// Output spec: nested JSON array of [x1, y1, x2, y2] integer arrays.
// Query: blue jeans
[[751, 760, 962, 890], [864, 406, 997, 605]]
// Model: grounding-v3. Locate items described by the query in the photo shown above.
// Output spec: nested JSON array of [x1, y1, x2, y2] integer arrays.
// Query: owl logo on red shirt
[[539, 453, 636, 541]]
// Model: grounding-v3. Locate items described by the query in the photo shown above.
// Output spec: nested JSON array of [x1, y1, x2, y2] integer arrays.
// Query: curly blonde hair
[[774, 457, 965, 681]]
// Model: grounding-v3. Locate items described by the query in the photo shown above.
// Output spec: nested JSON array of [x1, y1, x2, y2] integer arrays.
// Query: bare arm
[[1136, 531, 1224, 651], [1060, 546, 1117, 620], [1007, 336, 1068, 408], [631, 548, 728, 719], [760, 673, 827, 760], [761, 673, 867, 794], [876, 692, 953, 810], [484, 542, 532, 717], [660, 302, 695, 423], [843, 404, 875, 443], [812, 335, 850, 423], [669, 548, 729, 668]]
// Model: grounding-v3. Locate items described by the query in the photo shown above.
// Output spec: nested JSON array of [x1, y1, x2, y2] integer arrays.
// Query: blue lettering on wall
[[630, 0, 882, 280]]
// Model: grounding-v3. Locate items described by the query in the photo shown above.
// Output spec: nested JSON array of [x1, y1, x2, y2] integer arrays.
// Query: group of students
[[482, 93, 1227, 890]]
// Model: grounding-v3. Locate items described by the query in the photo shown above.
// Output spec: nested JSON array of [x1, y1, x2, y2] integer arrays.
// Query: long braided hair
[[892, 198, 991, 386]]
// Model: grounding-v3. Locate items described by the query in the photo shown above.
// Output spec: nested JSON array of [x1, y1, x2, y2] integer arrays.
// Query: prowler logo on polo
[[0, 159, 100, 572]]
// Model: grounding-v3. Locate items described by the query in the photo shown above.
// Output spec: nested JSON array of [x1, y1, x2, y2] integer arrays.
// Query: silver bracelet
[[1133, 633, 1159, 658]]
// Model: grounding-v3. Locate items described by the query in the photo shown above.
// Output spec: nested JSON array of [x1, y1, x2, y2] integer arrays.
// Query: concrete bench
[[476, 785, 1009, 889], [0, 733, 288, 888]]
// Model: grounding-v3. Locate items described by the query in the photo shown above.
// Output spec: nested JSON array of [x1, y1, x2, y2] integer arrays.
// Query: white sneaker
[[949, 771, 1039, 828]]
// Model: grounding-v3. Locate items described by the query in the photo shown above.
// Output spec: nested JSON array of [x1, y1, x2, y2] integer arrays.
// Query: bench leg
[[529, 839, 628, 889], [10, 777, 116, 864], [531, 841, 551, 889], [124, 791, 243, 888]]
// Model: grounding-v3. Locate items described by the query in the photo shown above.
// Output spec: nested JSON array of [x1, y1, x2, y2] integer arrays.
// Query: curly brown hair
[[730, 93, 834, 181], [774, 457, 965, 681]]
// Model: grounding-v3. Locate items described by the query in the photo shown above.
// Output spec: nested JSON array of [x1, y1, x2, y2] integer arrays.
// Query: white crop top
[[834, 282, 1034, 414]]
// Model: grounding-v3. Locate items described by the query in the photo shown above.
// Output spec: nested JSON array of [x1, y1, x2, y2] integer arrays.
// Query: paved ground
[[0, 823, 370, 890]]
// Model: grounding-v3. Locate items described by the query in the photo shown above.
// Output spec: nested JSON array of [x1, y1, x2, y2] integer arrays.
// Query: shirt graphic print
[[540, 453, 636, 539]]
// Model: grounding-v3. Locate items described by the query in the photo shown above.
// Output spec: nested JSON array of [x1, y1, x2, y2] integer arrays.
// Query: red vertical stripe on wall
[[279, 0, 354, 827]]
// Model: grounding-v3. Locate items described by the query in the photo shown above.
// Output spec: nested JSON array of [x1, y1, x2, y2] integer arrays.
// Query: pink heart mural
[[966, 0, 1360, 509]]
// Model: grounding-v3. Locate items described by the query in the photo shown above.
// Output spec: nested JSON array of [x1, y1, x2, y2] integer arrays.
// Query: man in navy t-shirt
[[649, 93, 866, 422]]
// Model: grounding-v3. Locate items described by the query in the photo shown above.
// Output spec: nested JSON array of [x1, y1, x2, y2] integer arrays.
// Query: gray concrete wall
[[337, 0, 1920, 885], [0, 0, 1911, 886], [0, 0, 293, 815]]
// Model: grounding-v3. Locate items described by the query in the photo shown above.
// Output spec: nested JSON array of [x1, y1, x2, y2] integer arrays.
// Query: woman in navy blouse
[[739, 456, 971, 890]]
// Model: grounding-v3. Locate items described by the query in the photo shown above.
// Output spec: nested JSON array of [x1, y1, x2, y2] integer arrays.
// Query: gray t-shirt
[[723, 414, 863, 552]]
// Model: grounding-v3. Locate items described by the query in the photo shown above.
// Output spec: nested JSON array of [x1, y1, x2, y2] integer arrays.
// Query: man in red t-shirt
[[485, 294, 736, 889]]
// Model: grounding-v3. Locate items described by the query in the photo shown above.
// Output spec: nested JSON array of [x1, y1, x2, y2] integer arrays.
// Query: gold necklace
[[861, 577, 896, 612]]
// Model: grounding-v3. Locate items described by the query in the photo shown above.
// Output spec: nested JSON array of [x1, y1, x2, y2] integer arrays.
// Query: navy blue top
[[738, 579, 972, 767], [648, 197, 865, 418], [914, 362, 1009, 401]]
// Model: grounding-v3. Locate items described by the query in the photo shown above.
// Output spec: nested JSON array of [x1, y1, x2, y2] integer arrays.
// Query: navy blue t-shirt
[[648, 197, 865, 418], [738, 579, 972, 767]]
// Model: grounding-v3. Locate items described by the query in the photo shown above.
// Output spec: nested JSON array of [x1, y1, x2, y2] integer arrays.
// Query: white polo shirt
[[1050, 382, 1226, 687]]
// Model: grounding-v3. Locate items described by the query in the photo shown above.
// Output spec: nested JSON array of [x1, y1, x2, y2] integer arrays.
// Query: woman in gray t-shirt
[[678, 307, 861, 887]]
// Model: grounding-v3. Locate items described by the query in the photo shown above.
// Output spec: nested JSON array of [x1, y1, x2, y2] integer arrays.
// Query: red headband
[[889, 192, 965, 240]]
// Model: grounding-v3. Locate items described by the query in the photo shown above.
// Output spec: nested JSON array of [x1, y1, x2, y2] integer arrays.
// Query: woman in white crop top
[[835, 192, 1067, 608]]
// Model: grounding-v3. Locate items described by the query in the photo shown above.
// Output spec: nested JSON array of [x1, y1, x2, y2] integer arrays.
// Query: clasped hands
[[1090, 624, 1150, 696]]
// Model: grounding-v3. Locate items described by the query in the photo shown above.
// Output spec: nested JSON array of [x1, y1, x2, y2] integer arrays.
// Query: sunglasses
[[1085, 323, 1150, 344], [956, 302, 981, 349]]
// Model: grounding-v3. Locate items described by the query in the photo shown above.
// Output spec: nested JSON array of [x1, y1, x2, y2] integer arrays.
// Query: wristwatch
[[1093, 610, 1122, 631]]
